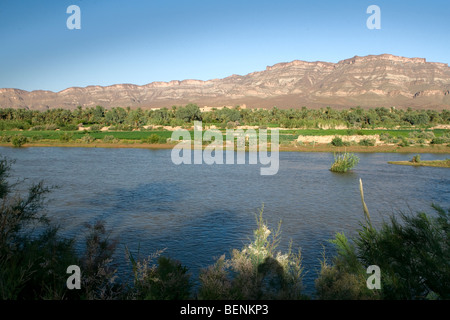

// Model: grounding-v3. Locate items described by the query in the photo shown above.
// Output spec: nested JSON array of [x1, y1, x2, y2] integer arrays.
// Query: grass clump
[[431, 136, 450, 145], [102, 135, 120, 143], [358, 138, 376, 147], [331, 136, 346, 147], [330, 152, 359, 173], [411, 154, 421, 163], [80, 134, 96, 144], [59, 132, 74, 142], [141, 134, 167, 144], [198, 206, 305, 300]]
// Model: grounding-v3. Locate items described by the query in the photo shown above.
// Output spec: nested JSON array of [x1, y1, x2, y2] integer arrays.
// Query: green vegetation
[[198, 206, 305, 300], [316, 203, 450, 299], [0, 156, 76, 299], [388, 158, 450, 168], [141, 133, 167, 144], [0, 106, 448, 149], [431, 134, 450, 145], [80, 134, 96, 144], [0, 105, 448, 130], [331, 136, 350, 147], [59, 132, 74, 142], [358, 138, 376, 146], [11, 135, 27, 147], [330, 152, 360, 173], [127, 249, 191, 300], [102, 135, 119, 143]]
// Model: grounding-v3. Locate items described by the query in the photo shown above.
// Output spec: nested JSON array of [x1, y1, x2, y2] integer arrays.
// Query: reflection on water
[[1, 147, 449, 293]]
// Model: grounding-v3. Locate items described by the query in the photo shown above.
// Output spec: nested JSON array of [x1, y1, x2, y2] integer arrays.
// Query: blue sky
[[0, 0, 449, 92]]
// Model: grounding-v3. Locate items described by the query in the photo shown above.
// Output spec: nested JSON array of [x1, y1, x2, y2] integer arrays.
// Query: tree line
[[0, 105, 449, 131]]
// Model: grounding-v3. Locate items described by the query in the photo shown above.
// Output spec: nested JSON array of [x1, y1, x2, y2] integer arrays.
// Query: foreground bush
[[316, 196, 450, 300], [198, 206, 305, 300], [0, 156, 76, 299], [127, 249, 191, 300], [0, 155, 125, 299], [315, 233, 380, 300]]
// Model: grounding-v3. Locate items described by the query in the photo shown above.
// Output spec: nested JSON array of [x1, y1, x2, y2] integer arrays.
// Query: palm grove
[[0, 105, 449, 131]]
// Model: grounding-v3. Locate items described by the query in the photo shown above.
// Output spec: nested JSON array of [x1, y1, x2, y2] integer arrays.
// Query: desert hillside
[[1, 54, 449, 110]]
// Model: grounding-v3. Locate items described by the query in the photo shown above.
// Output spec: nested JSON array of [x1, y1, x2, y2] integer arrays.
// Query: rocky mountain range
[[1, 54, 449, 110]]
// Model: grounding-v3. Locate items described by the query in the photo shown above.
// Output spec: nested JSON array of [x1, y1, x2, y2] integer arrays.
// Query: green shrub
[[198, 206, 305, 300], [411, 154, 421, 163], [331, 136, 344, 147], [158, 136, 168, 144], [0, 120, 31, 131], [330, 152, 359, 173], [142, 134, 161, 144], [102, 135, 119, 143], [11, 135, 28, 147], [355, 205, 450, 299], [379, 132, 392, 141], [59, 124, 78, 131], [0, 156, 76, 299], [80, 134, 96, 143], [30, 135, 43, 142], [59, 132, 74, 142], [0, 155, 124, 300], [317, 178, 450, 300], [110, 124, 133, 131], [127, 249, 191, 300], [89, 124, 102, 132], [358, 139, 375, 146], [45, 124, 59, 131], [378, 132, 399, 144], [431, 136, 450, 144], [417, 138, 425, 144], [30, 125, 46, 131], [409, 131, 435, 140], [0, 135, 11, 143], [78, 220, 121, 300], [398, 137, 410, 147], [315, 234, 379, 300]]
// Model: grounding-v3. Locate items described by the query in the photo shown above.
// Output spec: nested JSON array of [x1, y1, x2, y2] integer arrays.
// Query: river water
[[1, 146, 449, 294]]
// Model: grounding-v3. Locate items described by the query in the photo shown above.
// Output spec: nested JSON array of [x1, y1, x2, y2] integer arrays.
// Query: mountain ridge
[[1, 54, 449, 110]]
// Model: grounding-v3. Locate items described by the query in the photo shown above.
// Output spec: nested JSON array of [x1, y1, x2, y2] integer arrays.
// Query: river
[[1, 146, 449, 294]]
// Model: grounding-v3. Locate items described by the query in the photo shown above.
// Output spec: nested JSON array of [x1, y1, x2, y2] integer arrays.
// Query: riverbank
[[388, 159, 450, 168], [2, 141, 449, 153]]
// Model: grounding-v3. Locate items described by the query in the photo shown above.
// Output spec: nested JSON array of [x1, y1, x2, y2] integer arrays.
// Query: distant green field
[[0, 130, 174, 141], [0, 128, 447, 142]]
